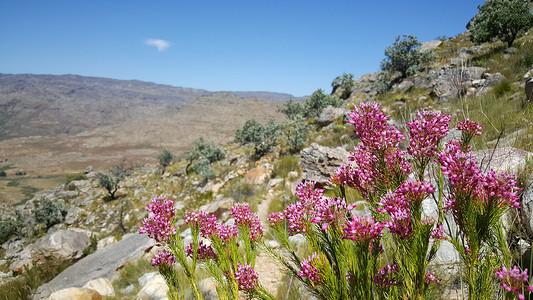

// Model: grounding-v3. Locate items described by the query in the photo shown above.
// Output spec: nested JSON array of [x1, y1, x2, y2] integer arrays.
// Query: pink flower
[[348, 102, 405, 152], [310, 197, 351, 230], [407, 111, 451, 167], [235, 263, 258, 290], [295, 181, 324, 208], [151, 250, 175, 267], [186, 241, 217, 260], [495, 264, 533, 300], [396, 180, 435, 204], [342, 216, 385, 243], [481, 170, 520, 209], [430, 224, 446, 242], [373, 264, 398, 288], [298, 253, 324, 285], [139, 195, 176, 243], [230, 203, 263, 242], [267, 212, 284, 227], [284, 203, 307, 235], [425, 270, 440, 284]]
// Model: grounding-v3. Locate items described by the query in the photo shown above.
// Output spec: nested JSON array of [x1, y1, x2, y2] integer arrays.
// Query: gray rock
[[31, 229, 90, 262], [419, 40, 441, 53], [505, 47, 518, 54], [198, 278, 218, 300], [33, 234, 156, 300], [484, 72, 505, 86], [84, 166, 94, 174], [521, 184, 533, 238], [391, 79, 414, 94], [136, 272, 168, 300], [299, 143, 349, 187], [318, 106, 349, 126], [65, 207, 84, 225]]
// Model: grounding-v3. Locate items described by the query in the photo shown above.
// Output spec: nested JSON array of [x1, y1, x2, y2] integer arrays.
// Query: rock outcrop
[[299, 143, 349, 186]]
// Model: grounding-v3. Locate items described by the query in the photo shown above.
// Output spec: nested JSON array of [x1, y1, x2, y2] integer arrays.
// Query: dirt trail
[[254, 188, 285, 296]]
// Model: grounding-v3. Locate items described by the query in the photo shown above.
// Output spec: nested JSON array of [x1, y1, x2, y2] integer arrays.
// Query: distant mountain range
[[0, 74, 303, 140]]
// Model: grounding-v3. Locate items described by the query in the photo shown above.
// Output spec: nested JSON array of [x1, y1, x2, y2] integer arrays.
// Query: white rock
[[83, 278, 115, 297]]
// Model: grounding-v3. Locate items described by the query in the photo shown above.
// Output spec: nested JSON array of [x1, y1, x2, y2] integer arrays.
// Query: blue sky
[[0, 1, 484, 97]]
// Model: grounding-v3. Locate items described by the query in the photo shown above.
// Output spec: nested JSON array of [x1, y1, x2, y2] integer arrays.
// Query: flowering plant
[[140, 102, 527, 300]]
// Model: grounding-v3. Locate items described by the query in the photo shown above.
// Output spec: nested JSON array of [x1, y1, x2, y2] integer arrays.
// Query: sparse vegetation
[[184, 137, 226, 180], [96, 166, 125, 199], [380, 34, 432, 78], [235, 119, 279, 157], [331, 72, 355, 100], [65, 173, 87, 185], [34, 199, 65, 229], [158, 149, 175, 175], [0, 217, 23, 244]]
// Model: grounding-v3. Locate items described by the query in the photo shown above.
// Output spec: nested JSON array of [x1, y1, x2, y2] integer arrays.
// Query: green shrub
[[185, 137, 226, 178], [331, 72, 355, 100], [493, 79, 513, 97], [34, 199, 65, 229], [158, 149, 175, 175], [303, 89, 343, 118], [0, 171, 6, 177], [280, 117, 310, 153], [278, 99, 306, 119], [380, 35, 432, 78], [0, 218, 23, 244], [65, 173, 87, 185], [235, 119, 279, 157], [96, 166, 125, 199], [469, 0, 533, 47]]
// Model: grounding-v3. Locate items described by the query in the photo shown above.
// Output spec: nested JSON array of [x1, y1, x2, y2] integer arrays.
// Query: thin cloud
[[145, 39, 170, 51]]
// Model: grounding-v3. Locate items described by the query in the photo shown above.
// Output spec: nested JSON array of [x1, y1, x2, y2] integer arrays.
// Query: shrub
[[280, 117, 309, 153], [380, 34, 432, 78], [469, 0, 533, 47], [96, 166, 125, 199], [235, 119, 279, 157], [278, 99, 306, 119], [331, 72, 355, 100], [374, 71, 392, 94], [185, 138, 226, 180], [158, 149, 175, 175], [34, 199, 65, 229], [65, 173, 87, 185], [0, 171, 6, 177], [0, 218, 23, 244], [303, 89, 343, 118]]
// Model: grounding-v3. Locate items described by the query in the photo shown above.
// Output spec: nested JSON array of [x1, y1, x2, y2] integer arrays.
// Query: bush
[[158, 149, 175, 175], [278, 99, 305, 119], [303, 89, 343, 118], [469, 0, 533, 47], [380, 35, 432, 78], [331, 72, 355, 100], [185, 138, 226, 180], [65, 173, 87, 185], [34, 199, 65, 229], [280, 117, 309, 153], [0, 218, 23, 244], [235, 119, 279, 157], [96, 166, 125, 199], [0, 171, 6, 177]]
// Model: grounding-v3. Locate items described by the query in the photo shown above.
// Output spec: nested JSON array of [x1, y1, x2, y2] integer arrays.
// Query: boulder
[[65, 207, 84, 225], [419, 40, 441, 53], [471, 147, 532, 174], [483, 72, 505, 86], [34, 234, 155, 300], [30, 229, 90, 264], [197, 278, 218, 300], [136, 272, 168, 300], [245, 164, 272, 185], [48, 287, 101, 300], [83, 278, 114, 297], [317, 106, 349, 126], [198, 197, 234, 219], [96, 236, 117, 250], [299, 143, 349, 187]]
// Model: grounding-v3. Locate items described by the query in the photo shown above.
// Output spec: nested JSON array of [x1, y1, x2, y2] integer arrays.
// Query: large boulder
[[83, 278, 115, 297], [31, 230, 90, 263], [431, 65, 486, 101], [33, 233, 155, 300], [299, 143, 349, 186], [136, 272, 168, 300]]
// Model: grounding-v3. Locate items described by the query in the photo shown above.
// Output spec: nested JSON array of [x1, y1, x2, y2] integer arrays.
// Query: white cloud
[[145, 39, 170, 51]]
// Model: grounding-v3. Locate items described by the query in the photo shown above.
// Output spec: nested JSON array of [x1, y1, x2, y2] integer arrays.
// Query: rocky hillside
[[2, 21, 533, 300]]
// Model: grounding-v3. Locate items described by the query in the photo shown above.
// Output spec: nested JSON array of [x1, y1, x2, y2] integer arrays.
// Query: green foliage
[[158, 149, 175, 174], [272, 155, 300, 179], [380, 35, 431, 78], [280, 116, 310, 153], [0, 218, 23, 244], [112, 259, 154, 296], [65, 173, 87, 185], [470, 0, 533, 47], [493, 79, 513, 97], [278, 99, 305, 119], [0, 171, 5, 177], [303, 89, 343, 118], [0, 259, 71, 300], [185, 137, 226, 180], [96, 166, 125, 199], [235, 119, 279, 157], [83, 234, 98, 256], [34, 199, 65, 229], [331, 72, 355, 100]]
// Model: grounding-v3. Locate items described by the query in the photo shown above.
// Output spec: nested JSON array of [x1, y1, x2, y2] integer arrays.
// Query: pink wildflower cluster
[[430, 224, 446, 242], [437, 140, 520, 214], [267, 212, 284, 227], [139, 195, 176, 243], [373, 264, 398, 288], [186, 241, 217, 260], [406, 111, 451, 165], [234, 263, 258, 290], [298, 253, 324, 285], [186, 210, 238, 244], [230, 203, 263, 241], [342, 216, 385, 243], [310, 197, 351, 230], [396, 180, 435, 204], [457, 118, 483, 138], [425, 270, 440, 284], [495, 264, 533, 300], [348, 102, 405, 152], [151, 250, 175, 267]]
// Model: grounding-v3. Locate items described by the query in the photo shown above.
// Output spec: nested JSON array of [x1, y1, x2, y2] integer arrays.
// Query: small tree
[[184, 138, 226, 180], [331, 72, 355, 100], [96, 166, 125, 199], [158, 149, 175, 175], [34, 199, 65, 229], [281, 116, 309, 153], [469, 0, 533, 47], [235, 119, 279, 157], [0, 217, 23, 243], [303, 89, 343, 118], [380, 35, 432, 79], [278, 99, 305, 119]]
